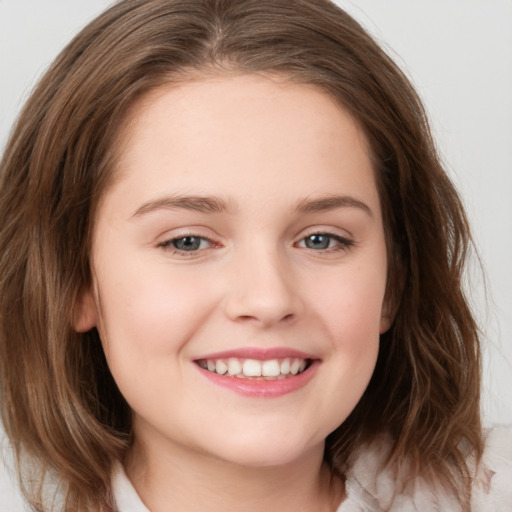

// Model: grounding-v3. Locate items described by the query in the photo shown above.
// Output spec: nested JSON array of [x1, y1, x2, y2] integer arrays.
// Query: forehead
[[105, 74, 378, 215]]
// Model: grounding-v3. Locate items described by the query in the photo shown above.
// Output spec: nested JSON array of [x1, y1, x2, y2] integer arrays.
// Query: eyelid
[[160, 235, 212, 249], [294, 228, 355, 252], [155, 226, 354, 257], [157, 228, 222, 256], [156, 225, 219, 244], [298, 225, 354, 240]]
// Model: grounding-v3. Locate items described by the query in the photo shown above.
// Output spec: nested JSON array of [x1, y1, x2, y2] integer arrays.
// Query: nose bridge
[[224, 241, 302, 326]]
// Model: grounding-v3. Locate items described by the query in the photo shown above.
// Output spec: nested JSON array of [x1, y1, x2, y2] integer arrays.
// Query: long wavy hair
[[0, 0, 482, 510]]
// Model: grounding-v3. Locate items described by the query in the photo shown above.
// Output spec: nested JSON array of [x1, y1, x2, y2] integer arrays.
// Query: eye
[[297, 233, 353, 251], [161, 235, 213, 252]]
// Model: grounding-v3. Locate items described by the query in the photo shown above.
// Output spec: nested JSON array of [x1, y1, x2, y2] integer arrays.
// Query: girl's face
[[78, 75, 390, 468]]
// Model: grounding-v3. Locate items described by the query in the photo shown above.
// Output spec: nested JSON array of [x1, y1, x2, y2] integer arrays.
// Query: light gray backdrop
[[1, 0, 511, 508]]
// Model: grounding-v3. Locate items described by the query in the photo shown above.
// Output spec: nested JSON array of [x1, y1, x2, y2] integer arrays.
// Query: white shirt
[[112, 426, 512, 512]]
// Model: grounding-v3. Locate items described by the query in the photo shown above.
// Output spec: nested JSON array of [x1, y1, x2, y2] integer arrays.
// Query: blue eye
[[304, 234, 331, 250], [164, 236, 211, 252], [299, 233, 352, 251]]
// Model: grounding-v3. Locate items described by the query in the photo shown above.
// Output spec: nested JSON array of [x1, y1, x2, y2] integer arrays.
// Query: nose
[[223, 246, 303, 327]]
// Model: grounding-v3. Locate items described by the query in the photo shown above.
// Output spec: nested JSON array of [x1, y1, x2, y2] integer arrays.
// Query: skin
[[77, 74, 391, 512]]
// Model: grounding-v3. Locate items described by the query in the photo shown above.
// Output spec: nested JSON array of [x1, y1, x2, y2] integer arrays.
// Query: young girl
[[0, 0, 510, 511]]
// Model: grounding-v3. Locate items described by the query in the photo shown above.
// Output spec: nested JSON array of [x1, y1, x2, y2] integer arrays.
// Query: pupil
[[173, 236, 201, 251], [306, 234, 329, 249]]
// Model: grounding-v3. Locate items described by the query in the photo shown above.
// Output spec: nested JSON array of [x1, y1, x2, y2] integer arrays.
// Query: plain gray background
[[1, 0, 511, 508]]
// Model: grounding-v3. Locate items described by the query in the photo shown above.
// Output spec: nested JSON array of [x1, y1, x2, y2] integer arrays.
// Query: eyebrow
[[131, 195, 235, 218], [131, 193, 373, 219], [294, 195, 373, 217]]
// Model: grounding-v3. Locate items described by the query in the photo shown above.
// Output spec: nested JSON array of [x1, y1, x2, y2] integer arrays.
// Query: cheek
[[94, 261, 217, 363], [93, 267, 217, 410], [316, 272, 384, 426], [310, 259, 386, 391], [320, 263, 387, 336]]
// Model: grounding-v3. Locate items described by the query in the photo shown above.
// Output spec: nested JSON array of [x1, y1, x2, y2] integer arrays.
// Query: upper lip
[[193, 347, 319, 361]]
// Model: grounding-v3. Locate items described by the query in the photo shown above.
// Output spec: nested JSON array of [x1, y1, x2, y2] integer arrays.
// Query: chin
[[202, 428, 325, 469]]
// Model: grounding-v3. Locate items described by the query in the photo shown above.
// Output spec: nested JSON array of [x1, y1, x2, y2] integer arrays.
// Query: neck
[[124, 436, 344, 512]]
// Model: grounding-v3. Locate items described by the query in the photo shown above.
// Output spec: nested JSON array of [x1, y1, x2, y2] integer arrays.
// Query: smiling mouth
[[196, 357, 312, 380]]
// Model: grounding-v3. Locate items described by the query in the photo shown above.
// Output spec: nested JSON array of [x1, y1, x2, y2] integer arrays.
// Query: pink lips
[[193, 347, 320, 398], [196, 347, 315, 361]]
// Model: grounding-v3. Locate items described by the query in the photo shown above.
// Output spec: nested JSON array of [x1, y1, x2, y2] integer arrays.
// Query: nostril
[[234, 312, 295, 324], [238, 315, 256, 322]]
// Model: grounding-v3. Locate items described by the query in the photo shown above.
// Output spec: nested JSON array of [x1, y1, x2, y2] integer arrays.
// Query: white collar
[[111, 461, 150, 512]]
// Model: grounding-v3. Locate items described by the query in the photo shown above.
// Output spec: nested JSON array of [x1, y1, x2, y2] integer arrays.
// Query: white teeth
[[227, 358, 242, 376], [243, 359, 262, 377], [262, 359, 281, 377], [215, 360, 228, 375], [198, 357, 310, 379], [280, 358, 291, 374], [290, 359, 301, 375]]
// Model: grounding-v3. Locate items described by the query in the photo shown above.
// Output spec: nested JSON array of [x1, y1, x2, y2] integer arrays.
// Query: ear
[[379, 308, 393, 334], [379, 288, 394, 333], [379, 282, 401, 334], [73, 288, 98, 333], [380, 247, 404, 334]]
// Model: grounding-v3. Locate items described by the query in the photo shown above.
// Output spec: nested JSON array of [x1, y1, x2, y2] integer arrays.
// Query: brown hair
[[0, 0, 482, 510]]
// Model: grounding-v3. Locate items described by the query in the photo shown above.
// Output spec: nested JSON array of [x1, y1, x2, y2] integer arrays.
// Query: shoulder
[[472, 425, 512, 510], [338, 425, 512, 512]]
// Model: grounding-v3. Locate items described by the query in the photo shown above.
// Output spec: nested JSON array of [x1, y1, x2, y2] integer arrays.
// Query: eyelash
[[158, 234, 216, 256], [159, 231, 354, 257], [295, 232, 354, 252]]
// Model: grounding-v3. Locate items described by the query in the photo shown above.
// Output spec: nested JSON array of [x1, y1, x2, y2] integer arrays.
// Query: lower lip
[[195, 361, 319, 398]]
